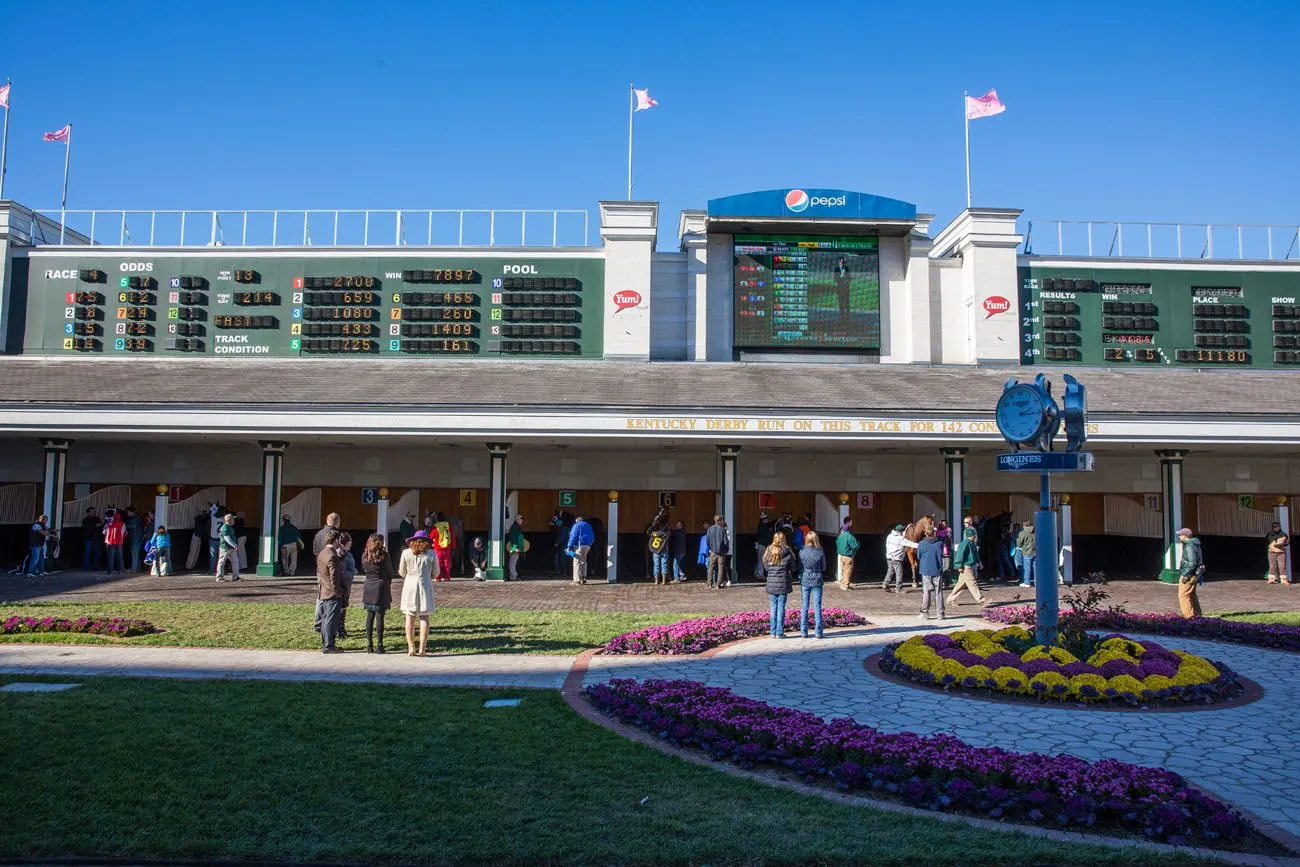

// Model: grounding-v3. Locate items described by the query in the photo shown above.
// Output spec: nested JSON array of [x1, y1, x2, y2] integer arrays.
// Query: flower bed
[[585, 677, 1251, 845], [602, 608, 867, 655], [1, 614, 157, 638], [879, 627, 1239, 706], [985, 606, 1300, 653]]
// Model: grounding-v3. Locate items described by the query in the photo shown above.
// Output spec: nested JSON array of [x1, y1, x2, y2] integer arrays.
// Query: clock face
[[996, 385, 1046, 443]]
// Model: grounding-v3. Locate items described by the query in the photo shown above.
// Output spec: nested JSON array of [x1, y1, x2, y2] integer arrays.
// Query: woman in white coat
[[399, 530, 439, 656]]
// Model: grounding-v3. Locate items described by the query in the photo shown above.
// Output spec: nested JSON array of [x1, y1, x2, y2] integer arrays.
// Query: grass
[[0, 676, 1213, 866], [1216, 610, 1300, 627], [0, 601, 695, 654]]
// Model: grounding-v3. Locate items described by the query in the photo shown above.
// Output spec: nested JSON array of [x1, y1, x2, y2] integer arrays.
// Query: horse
[[901, 515, 937, 587]]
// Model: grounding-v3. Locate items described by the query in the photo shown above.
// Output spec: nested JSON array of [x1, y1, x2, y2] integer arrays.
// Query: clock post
[[995, 374, 1092, 646]]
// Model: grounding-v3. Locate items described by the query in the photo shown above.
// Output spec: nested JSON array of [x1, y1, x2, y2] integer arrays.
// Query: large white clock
[[995, 382, 1049, 446]]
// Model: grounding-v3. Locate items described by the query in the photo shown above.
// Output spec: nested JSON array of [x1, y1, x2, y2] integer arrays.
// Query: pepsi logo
[[784, 189, 809, 212]]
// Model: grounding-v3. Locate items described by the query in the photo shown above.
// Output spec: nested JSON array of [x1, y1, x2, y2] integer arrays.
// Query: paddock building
[[0, 190, 1295, 581]]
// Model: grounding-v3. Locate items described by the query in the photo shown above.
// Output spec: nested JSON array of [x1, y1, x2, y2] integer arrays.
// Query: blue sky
[[4, 0, 1299, 249]]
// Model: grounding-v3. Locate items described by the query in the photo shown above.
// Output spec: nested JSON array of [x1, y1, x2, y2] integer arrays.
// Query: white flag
[[633, 88, 657, 111]]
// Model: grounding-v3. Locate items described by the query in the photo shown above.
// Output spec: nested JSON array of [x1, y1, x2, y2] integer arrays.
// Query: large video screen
[[733, 234, 880, 351]]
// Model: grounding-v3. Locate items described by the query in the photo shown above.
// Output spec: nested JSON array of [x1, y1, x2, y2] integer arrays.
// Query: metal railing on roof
[[27, 208, 592, 248], [1023, 219, 1300, 262]]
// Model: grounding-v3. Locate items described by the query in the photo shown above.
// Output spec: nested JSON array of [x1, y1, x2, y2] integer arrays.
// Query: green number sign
[[558, 491, 577, 508]]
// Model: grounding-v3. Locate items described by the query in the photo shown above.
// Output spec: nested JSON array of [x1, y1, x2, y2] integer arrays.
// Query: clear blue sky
[[5, 0, 1299, 249]]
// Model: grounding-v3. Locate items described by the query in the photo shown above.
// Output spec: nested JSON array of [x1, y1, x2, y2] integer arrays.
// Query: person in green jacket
[[505, 515, 526, 581], [835, 520, 861, 590], [215, 513, 240, 582], [1177, 527, 1204, 618], [947, 527, 988, 607]]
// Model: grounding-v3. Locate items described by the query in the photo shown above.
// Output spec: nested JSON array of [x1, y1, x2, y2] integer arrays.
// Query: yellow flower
[[991, 666, 1030, 694], [1022, 645, 1079, 665], [1098, 637, 1144, 659], [1106, 674, 1145, 695], [963, 664, 993, 684], [1029, 670, 1070, 698], [992, 626, 1031, 643], [1087, 649, 1132, 667], [1067, 673, 1108, 701], [938, 658, 969, 682], [1142, 674, 1174, 692]]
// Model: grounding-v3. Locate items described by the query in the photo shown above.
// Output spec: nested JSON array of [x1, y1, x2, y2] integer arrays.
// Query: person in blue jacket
[[696, 520, 711, 578], [566, 515, 596, 585]]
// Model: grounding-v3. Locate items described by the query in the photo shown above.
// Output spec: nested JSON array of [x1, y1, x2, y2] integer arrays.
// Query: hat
[[410, 530, 430, 541], [894, 524, 905, 532], [1177, 527, 1193, 536]]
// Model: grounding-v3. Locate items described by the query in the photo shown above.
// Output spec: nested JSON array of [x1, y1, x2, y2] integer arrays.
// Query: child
[[470, 536, 487, 581], [145, 525, 172, 577]]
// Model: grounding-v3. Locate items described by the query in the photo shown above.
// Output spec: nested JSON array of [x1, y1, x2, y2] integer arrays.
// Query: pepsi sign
[[707, 189, 916, 222]]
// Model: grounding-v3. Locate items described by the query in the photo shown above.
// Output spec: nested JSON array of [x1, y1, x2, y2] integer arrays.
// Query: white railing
[[27, 208, 592, 248], [1024, 220, 1300, 262]]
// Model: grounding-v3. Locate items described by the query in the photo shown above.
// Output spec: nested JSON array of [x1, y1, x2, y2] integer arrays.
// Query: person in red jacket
[[432, 512, 454, 582], [103, 508, 127, 575]]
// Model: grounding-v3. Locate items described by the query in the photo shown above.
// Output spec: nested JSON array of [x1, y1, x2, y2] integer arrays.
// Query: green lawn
[[0, 677, 1207, 866], [0, 601, 693, 654], [1217, 610, 1300, 626]]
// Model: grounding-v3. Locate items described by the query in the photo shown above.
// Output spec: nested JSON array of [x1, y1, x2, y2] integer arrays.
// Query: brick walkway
[[2, 565, 1299, 617]]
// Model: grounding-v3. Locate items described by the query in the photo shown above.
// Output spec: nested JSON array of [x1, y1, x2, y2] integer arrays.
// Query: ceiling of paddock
[[0, 358, 1294, 418]]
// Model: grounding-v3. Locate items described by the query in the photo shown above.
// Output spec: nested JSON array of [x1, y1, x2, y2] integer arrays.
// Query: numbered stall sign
[[459, 489, 477, 507], [361, 487, 379, 505], [856, 493, 874, 510]]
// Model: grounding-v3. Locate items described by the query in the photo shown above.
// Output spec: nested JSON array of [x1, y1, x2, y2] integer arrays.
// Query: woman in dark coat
[[361, 533, 397, 653], [761, 531, 797, 638], [798, 531, 827, 639]]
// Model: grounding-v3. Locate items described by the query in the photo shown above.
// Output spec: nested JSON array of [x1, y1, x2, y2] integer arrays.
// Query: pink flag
[[43, 124, 70, 142], [633, 88, 657, 111], [0, 84, 9, 111], [965, 89, 1006, 120]]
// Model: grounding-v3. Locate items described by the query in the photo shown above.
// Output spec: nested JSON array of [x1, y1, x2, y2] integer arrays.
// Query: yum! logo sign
[[982, 295, 1011, 318], [613, 289, 643, 313]]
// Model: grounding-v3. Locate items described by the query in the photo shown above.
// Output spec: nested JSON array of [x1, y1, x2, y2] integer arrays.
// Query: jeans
[[800, 584, 823, 637], [651, 551, 668, 578], [319, 598, 342, 649], [768, 592, 788, 636], [882, 559, 905, 591], [83, 539, 101, 570], [508, 552, 520, 580], [707, 552, 728, 587], [671, 556, 684, 580], [209, 538, 219, 567], [998, 547, 1016, 578], [105, 544, 124, 573], [150, 550, 172, 576], [28, 545, 45, 576], [920, 574, 945, 618], [128, 534, 141, 571], [1020, 555, 1037, 586]]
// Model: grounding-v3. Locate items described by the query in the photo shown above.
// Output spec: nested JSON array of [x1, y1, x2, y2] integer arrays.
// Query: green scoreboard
[[19, 253, 604, 358], [1018, 264, 1300, 369]]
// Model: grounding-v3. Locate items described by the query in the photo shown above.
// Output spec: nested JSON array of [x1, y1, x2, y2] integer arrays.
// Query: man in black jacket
[[706, 515, 730, 589]]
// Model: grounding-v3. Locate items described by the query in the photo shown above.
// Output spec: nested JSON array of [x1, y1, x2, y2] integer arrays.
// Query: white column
[[257, 441, 287, 577], [718, 445, 741, 582], [1158, 450, 1186, 583], [40, 439, 71, 540], [607, 491, 620, 583], [1275, 496, 1292, 582], [487, 442, 511, 580], [376, 490, 389, 537], [1059, 495, 1073, 585], [942, 448, 967, 523], [154, 489, 169, 533]]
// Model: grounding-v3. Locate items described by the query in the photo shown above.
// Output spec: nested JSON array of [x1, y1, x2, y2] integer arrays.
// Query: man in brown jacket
[[317, 529, 344, 653]]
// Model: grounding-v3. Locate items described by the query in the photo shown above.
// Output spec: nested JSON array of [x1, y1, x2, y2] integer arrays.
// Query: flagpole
[[0, 80, 10, 201], [59, 124, 71, 244], [963, 90, 971, 209], [626, 83, 634, 200]]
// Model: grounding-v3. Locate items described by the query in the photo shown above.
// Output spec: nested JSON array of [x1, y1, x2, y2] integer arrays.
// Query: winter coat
[[797, 546, 826, 588], [567, 519, 595, 549], [762, 548, 796, 596], [1179, 537, 1205, 579], [917, 537, 945, 577], [317, 545, 343, 600], [836, 530, 860, 558], [361, 555, 396, 608], [706, 523, 730, 555]]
